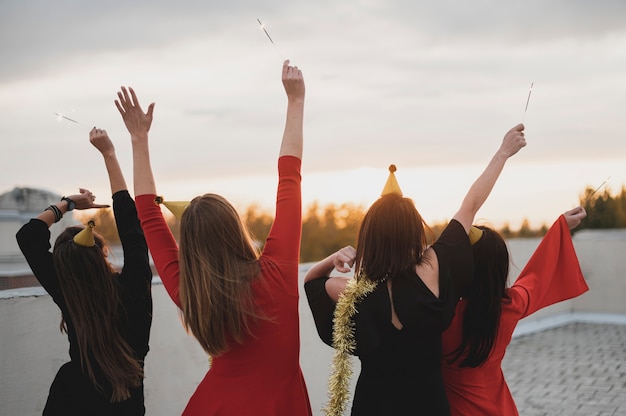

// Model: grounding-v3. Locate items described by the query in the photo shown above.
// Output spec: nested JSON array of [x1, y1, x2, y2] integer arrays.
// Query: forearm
[[454, 150, 509, 231], [101, 151, 127, 194], [35, 200, 73, 228], [279, 99, 304, 159], [304, 254, 336, 283], [131, 134, 157, 196]]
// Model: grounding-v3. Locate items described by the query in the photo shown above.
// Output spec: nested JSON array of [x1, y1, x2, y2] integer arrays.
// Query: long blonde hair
[[178, 193, 263, 356], [53, 227, 143, 402]]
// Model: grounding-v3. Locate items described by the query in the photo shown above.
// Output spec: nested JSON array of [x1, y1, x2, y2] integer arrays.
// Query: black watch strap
[[61, 196, 76, 211]]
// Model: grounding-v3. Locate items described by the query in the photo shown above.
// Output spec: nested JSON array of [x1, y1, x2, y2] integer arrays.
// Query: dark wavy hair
[[449, 225, 511, 367], [355, 193, 433, 282], [53, 226, 143, 402]]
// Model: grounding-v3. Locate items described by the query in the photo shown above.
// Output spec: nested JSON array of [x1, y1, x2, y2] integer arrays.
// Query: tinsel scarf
[[323, 273, 383, 416]]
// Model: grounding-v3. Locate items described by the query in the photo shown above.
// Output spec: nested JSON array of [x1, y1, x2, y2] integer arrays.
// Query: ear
[[103, 246, 110, 257]]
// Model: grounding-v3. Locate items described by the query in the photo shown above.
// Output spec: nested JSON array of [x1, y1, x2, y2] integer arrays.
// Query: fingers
[[129, 87, 142, 111], [146, 102, 155, 119], [282, 60, 303, 81], [114, 99, 125, 115]]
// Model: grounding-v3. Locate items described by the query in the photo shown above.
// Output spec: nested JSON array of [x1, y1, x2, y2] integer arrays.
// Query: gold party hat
[[74, 221, 96, 247], [469, 226, 484, 245], [155, 196, 189, 220], [381, 164, 403, 196]]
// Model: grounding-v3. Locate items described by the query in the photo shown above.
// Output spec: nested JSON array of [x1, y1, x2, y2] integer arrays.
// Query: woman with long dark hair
[[116, 60, 311, 415], [304, 124, 526, 415], [441, 206, 588, 415], [16, 128, 152, 415]]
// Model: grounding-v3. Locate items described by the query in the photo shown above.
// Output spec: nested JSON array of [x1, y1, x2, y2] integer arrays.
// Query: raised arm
[[452, 123, 527, 232], [89, 128, 127, 194], [34, 189, 106, 228], [115, 87, 156, 196], [279, 60, 305, 159]]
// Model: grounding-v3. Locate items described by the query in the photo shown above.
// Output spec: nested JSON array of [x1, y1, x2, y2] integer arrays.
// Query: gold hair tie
[[381, 164, 403, 197], [155, 196, 190, 220], [74, 221, 96, 247], [469, 226, 484, 245]]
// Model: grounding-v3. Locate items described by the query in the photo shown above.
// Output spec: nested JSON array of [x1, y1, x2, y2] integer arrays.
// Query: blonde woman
[[117, 60, 311, 415]]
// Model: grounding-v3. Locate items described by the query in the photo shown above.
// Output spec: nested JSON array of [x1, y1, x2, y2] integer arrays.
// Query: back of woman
[[441, 209, 589, 416], [15, 128, 152, 416], [120, 60, 311, 415]]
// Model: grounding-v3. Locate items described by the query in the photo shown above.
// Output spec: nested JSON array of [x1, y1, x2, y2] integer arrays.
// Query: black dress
[[16, 191, 153, 416], [305, 219, 473, 416]]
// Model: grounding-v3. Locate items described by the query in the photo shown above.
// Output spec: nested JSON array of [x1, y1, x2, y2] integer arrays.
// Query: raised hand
[[282, 60, 305, 102], [564, 206, 587, 229], [499, 123, 527, 158], [89, 127, 114, 156], [67, 188, 110, 210], [115, 87, 155, 139]]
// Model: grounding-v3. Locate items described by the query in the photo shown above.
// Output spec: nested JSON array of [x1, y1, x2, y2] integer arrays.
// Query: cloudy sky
[[1, 0, 625, 228]]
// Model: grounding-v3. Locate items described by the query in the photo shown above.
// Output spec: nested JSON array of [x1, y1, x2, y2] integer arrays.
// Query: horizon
[[1, 1, 624, 229]]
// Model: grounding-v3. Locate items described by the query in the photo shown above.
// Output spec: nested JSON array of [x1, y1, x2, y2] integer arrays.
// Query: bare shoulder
[[325, 276, 352, 302]]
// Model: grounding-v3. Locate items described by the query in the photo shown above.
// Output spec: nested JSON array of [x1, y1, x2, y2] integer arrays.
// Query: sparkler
[[522, 82, 533, 123], [257, 18, 283, 60], [53, 112, 90, 129], [588, 176, 611, 199], [583, 176, 611, 207]]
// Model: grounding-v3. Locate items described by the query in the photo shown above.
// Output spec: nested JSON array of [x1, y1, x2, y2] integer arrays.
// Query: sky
[[1, 0, 625, 229]]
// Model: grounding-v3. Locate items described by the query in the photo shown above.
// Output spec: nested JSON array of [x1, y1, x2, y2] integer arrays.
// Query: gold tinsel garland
[[323, 273, 382, 416]]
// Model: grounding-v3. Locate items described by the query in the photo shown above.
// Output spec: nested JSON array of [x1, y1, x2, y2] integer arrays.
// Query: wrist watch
[[61, 196, 76, 211]]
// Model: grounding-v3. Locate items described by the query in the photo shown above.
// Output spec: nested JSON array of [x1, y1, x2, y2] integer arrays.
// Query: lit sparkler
[[53, 112, 90, 129], [588, 176, 611, 199], [257, 18, 283, 60], [522, 82, 533, 123]]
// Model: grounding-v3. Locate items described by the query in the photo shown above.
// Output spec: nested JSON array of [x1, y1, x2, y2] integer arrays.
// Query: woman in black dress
[[16, 128, 152, 415], [305, 124, 526, 415]]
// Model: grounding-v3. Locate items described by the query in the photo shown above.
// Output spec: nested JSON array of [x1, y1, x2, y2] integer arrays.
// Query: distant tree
[[499, 223, 514, 239], [300, 201, 364, 263], [242, 204, 274, 250], [579, 186, 625, 230], [516, 218, 535, 238]]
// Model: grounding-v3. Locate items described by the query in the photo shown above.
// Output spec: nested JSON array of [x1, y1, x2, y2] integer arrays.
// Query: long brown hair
[[53, 227, 143, 402], [178, 193, 262, 356], [449, 226, 510, 367], [355, 194, 432, 282]]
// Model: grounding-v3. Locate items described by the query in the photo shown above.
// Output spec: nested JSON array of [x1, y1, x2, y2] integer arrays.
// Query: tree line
[[77, 185, 626, 263]]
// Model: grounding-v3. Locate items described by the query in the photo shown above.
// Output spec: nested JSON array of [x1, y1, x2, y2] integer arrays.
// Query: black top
[[16, 190, 153, 416], [305, 219, 473, 416]]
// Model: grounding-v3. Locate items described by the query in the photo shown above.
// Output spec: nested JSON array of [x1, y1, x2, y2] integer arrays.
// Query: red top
[[441, 215, 589, 416], [136, 156, 312, 416]]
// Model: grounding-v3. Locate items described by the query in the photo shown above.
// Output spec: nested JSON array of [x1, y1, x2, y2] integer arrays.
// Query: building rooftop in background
[[0, 187, 79, 288]]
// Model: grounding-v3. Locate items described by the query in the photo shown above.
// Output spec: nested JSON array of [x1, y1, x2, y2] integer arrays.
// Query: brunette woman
[[16, 128, 152, 415], [304, 124, 526, 415], [441, 206, 588, 415]]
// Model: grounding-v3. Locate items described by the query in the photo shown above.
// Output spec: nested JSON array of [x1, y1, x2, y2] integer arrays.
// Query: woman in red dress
[[441, 206, 589, 415], [115, 60, 311, 415]]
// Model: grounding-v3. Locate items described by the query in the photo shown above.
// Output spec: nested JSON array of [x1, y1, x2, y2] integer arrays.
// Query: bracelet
[[44, 205, 63, 223]]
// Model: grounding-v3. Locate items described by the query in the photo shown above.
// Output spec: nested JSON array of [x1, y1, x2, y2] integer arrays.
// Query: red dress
[[136, 156, 312, 416], [441, 215, 589, 416]]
